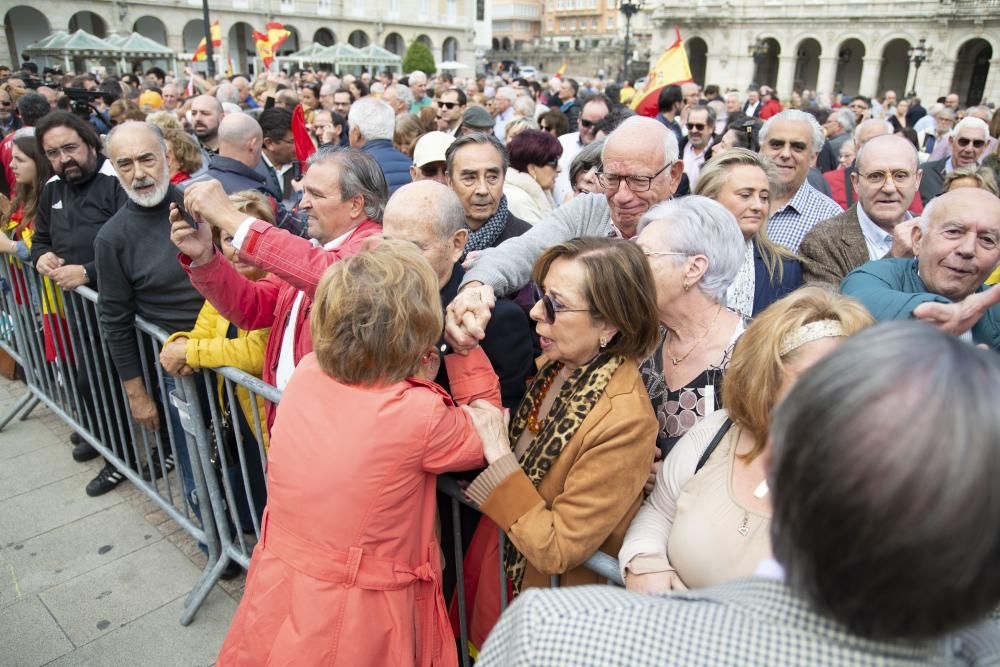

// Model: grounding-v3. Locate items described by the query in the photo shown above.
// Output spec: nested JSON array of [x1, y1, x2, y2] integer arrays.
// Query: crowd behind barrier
[[0, 254, 621, 639]]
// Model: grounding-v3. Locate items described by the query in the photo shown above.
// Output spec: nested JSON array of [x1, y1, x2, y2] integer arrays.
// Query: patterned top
[[476, 578, 1000, 666], [767, 181, 843, 253], [640, 319, 745, 459]]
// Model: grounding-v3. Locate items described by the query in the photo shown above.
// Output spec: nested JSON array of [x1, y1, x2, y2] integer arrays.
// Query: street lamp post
[[906, 38, 931, 98], [201, 0, 216, 77], [619, 0, 642, 82], [748, 38, 768, 87]]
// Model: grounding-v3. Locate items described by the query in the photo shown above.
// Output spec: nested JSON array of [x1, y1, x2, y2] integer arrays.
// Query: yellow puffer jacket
[[165, 301, 271, 451]]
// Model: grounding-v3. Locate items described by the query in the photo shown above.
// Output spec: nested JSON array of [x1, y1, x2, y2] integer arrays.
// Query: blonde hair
[[162, 128, 204, 175], [695, 147, 795, 281], [723, 287, 874, 462], [943, 164, 999, 197], [504, 116, 539, 144], [311, 239, 443, 385], [230, 189, 275, 224], [145, 110, 184, 132]]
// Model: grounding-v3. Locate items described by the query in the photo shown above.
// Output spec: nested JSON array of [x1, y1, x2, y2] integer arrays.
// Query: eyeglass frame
[[531, 284, 593, 324], [955, 137, 987, 149], [596, 161, 673, 193], [43, 142, 86, 161], [856, 169, 916, 188]]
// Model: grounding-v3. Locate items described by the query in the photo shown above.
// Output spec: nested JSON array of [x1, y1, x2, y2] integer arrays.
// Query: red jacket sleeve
[[443, 347, 502, 408], [182, 250, 283, 332]]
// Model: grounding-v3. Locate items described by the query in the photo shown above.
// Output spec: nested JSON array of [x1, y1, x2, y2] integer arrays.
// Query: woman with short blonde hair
[[695, 148, 803, 318], [620, 287, 874, 592], [218, 240, 503, 666], [161, 128, 204, 184]]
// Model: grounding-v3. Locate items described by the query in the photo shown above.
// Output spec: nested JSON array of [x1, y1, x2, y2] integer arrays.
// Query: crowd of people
[[2, 57, 1000, 665]]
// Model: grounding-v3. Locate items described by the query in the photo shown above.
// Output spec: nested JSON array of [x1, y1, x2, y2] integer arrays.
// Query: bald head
[[218, 113, 263, 167], [383, 180, 468, 285], [855, 134, 918, 174], [854, 118, 892, 147]]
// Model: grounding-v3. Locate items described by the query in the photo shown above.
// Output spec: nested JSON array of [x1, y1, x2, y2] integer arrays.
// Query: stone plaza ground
[[0, 377, 240, 666]]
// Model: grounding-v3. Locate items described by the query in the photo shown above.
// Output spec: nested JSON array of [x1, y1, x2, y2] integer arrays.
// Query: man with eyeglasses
[[445, 116, 684, 349], [801, 135, 922, 288], [919, 117, 991, 204], [436, 88, 467, 135], [554, 94, 611, 204], [758, 110, 843, 252], [847, 95, 871, 126], [30, 111, 130, 489]]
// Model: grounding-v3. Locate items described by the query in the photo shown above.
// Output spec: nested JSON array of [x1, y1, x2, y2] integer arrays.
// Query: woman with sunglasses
[[454, 237, 659, 652], [502, 129, 563, 225]]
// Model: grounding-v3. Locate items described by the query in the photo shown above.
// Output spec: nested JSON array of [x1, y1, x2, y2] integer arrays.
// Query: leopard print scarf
[[503, 351, 625, 592]]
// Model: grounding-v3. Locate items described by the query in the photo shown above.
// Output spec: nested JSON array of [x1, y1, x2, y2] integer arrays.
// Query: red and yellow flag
[[253, 22, 291, 69], [630, 26, 693, 117], [192, 20, 221, 62], [556, 62, 567, 77]]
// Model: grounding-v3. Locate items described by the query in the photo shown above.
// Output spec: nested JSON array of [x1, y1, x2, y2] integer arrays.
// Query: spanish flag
[[556, 62, 567, 77], [192, 20, 221, 62], [630, 26, 692, 118], [253, 22, 291, 69]]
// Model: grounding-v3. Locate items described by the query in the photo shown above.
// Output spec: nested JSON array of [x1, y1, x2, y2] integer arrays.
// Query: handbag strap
[[695, 417, 733, 473]]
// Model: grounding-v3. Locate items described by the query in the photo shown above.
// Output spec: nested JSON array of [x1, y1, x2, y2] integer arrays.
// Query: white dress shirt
[[857, 204, 908, 261]]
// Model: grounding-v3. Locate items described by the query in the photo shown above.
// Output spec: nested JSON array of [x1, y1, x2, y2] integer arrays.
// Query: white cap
[[412, 131, 456, 168]]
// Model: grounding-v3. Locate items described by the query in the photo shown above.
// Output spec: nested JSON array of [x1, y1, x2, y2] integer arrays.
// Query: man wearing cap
[[459, 106, 495, 137], [411, 131, 455, 185]]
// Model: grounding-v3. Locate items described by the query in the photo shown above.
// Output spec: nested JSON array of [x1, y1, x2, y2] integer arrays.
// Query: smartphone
[[169, 184, 197, 229]]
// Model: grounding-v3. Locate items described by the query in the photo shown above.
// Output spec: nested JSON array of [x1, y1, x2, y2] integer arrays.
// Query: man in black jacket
[[31, 111, 131, 494], [96, 121, 207, 523]]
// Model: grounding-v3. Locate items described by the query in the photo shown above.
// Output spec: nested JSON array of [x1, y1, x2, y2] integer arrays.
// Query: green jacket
[[841, 257, 1000, 350]]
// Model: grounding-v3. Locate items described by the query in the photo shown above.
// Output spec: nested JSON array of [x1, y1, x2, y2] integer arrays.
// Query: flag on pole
[[192, 20, 221, 62], [253, 22, 291, 70], [629, 26, 693, 118], [226, 56, 234, 78], [556, 62, 567, 77]]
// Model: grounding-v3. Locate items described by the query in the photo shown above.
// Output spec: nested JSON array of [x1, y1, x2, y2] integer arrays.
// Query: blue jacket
[[202, 156, 305, 237], [841, 257, 1000, 349], [360, 139, 412, 195], [753, 242, 803, 316]]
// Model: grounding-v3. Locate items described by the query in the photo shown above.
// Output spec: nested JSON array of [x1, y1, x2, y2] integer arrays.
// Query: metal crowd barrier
[[0, 255, 625, 642]]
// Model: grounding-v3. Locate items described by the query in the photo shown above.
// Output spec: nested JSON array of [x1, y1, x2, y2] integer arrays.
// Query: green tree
[[402, 41, 436, 74]]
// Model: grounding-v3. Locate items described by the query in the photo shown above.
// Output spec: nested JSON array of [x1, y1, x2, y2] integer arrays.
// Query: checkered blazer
[[476, 577, 1000, 666]]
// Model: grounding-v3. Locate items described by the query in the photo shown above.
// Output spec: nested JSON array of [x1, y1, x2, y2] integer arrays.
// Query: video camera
[[62, 87, 115, 118]]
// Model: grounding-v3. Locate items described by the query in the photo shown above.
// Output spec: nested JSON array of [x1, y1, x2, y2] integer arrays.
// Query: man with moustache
[[30, 111, 131, 494], [190, 94, 224, 156], [95, 121, 207, 522]]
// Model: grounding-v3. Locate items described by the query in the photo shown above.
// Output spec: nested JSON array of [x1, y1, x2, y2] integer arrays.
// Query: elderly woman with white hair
[[636, 196, 747, 472]]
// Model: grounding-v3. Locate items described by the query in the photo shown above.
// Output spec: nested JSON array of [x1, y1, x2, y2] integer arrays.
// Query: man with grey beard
[[95, 121, 206, 516]]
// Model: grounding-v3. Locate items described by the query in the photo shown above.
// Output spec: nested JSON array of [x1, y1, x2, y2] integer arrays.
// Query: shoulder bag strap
[[695, 417, 734, 473]]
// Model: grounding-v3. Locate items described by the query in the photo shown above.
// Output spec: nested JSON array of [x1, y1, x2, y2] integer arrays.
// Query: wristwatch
[[81, 266, 89, 283]]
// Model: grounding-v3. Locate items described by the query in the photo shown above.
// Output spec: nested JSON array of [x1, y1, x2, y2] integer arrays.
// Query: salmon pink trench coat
[[217, 350, 500, 667]]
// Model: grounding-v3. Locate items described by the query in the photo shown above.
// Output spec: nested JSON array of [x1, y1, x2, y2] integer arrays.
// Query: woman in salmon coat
[[217, 240, 504, 666]]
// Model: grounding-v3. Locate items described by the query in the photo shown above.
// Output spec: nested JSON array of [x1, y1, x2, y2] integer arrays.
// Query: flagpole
[[202, 0, 216, 77]]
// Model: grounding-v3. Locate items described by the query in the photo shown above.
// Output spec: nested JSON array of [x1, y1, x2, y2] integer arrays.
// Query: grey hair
[[106, 121, 167, 159], [951, 116, 989, 139], [759, 109, 825, 155], [918, 198, 935, 232], [852, 118, 892, 145], [348, 97, 395, 142], [688, 104, 716, 129], [393, 83, 414, 109], [769, 322, 1000, 640], [832, 108, 856, 133], [445, 131, 509, 174], [569, 138, 603, 187], [409, 70, 427, 85], [639, 196, 746, 302], [320, 80, 339, 96], [513, 95, 535, 118], [307, 146, 389, 222], [602, 115, 680, 165], [215, 83, 240, 105], [496, 86, 518, 103], [724, 91, 741, 105]]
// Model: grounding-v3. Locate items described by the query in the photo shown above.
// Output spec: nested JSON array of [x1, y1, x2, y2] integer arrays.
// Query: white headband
[[779, 320, 846, 357]]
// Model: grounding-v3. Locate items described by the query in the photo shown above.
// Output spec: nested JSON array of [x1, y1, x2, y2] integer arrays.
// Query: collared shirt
[[493, 107, 515, 141], [768, 181, 844, 252], [857, 204, 910, 260], [231, 219, 356, 390], [682, 141, 709, 190]]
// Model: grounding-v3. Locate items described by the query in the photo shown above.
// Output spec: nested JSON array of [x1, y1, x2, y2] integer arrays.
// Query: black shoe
[[220, 559, 243, 580], [141, 454, 175, 481], [69, 432, 82, 445], [85, 463, 125, 497], [72, 439, 100, 462]]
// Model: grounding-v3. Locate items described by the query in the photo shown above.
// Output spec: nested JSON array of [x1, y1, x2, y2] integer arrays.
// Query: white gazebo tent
[[106, 32, 179, 76], [24, 30, 124, 74], [359, 45, 402, 74]]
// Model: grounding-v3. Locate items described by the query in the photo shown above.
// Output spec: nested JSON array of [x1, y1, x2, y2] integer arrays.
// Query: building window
[[477, 0, 485, 20], [317, 0, 330, 13], [548, 17, 554, 30], [280, 0, 294, 11], [607, 15, 614, 29]]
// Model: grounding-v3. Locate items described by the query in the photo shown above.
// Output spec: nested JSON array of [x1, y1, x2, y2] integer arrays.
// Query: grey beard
[[125, 174, 170, 208]]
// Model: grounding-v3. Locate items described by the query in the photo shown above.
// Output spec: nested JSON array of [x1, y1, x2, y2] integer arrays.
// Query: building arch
[[950, 38, 992, 106], [877, 38, 911, 97], [416, 34, 433, 52], [348, 30, 369, 48], [686, 37, 708, 86], [833, 38, 865, 95], [4, 6, 49, 67], [794, 37, 822, 92], [69, 11, 107, 38], [278, 25, 300, 56], [442, 36, 459, 62], [385, 32, 405, 55], [752, 37, 781, 89], [313, 28, 336, 46], [182, 20, 206, 54], [228, 21, 256, 74], [133, 16, 168, 46]]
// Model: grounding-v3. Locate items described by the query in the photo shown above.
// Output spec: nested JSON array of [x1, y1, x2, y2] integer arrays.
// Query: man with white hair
[[919, 116, 992, 204], [319, 78, 340, 110], [493, 86, 518, 141], [445, 116, 684, 348], [408, 70, 430, 113], [348, 97, 412, 194], [232, 76, 257, 109], [819, 108, 856, 172], [382, 83, 413, 116], [759, 109, 843, 252]]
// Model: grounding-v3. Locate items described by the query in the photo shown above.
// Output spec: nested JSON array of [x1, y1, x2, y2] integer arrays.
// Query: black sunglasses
[[531, 285, 591, 324], [579, 118, 596, 129], [956, 137, 987, 149], [439, 101, 460, 110], [686, 122, 706, 131]]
